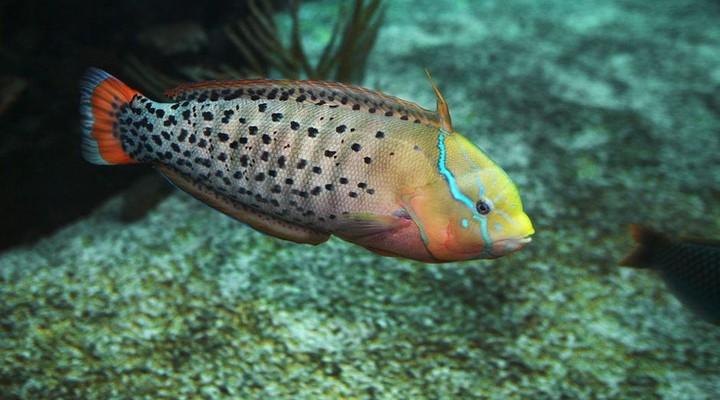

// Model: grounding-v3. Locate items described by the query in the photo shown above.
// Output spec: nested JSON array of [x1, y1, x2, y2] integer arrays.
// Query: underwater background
[[1, 0, 719, 398]]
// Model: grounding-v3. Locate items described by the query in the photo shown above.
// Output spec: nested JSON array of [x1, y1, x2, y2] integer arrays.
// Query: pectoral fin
[[333, 212, 404, 240]]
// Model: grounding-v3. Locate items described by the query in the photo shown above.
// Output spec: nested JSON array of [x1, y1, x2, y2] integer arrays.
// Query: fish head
[[403, 132, 534, 261]]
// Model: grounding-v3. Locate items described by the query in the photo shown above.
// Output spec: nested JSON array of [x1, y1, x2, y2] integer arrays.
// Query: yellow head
[[402, 132, 534, 261]]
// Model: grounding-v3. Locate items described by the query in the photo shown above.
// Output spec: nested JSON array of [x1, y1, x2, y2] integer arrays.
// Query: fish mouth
[[492, 235, 533, 255]]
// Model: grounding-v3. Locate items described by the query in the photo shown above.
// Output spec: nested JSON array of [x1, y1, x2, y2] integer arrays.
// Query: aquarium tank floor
[[1, 0, 719, 398]]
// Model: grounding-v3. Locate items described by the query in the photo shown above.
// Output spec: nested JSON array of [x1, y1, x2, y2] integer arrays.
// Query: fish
[[79, 67, 534, 263], [620, 224, 720, 325]]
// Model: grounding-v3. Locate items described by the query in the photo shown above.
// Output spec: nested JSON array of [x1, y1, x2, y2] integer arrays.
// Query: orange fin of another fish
[[79, 68, 141, 165], [155, 164, 330, 245], [424, 69, 453, 133], [164, 78, 442, 128], [619, 224, 671, 269]]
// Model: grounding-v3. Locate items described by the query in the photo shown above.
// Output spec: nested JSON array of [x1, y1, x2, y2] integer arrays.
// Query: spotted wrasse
[[79, 67, 533, 262], [620, 224, 720, 325]]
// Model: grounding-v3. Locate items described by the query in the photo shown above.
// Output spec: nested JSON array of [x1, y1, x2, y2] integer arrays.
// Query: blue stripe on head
[[436, 133, 493, 254]]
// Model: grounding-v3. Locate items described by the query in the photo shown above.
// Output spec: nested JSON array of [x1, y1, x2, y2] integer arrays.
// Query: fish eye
[[476, 199, 492, 215]]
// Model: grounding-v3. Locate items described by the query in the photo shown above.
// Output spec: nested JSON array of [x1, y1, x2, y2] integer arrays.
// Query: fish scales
[[120, 94, 437, 231], [80, 68, 534, 262]]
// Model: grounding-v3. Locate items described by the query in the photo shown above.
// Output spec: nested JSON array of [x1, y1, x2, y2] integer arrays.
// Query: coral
[[125, 0, 387, 100]]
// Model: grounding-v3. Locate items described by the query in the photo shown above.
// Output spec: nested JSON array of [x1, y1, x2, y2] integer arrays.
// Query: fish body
[[620, 224, 720, 325], [79, 68, 533, 262]]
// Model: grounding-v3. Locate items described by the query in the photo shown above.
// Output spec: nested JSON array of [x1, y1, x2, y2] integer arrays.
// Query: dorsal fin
[[164, 79, 441, 127], [424, 69, 453, 133]]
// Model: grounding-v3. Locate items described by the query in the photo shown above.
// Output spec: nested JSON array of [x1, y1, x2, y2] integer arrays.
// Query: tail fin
[[79, 68, 141, 165], [619, 224, 670, 269]]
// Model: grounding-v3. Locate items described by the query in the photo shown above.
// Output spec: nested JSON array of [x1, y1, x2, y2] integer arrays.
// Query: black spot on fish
[[271, 185, 282, 193], [221, 110, 234, 123], [171, 143, 181, 152], [312, 166, 322, 174], [202, 111, 213, 121], [366, 188, 375, 195], [339, 177, 348, 184], [308, 127, 319, 138], [296, 159, 307, 169], [239, 155, 249, 167], [203, 127, 212, 137], [161, 131, 171, 140], [194, 157, 212, 168], [296, 95, 306, 102], [198, 138, 208, 148], [255, 173, 265, 181], [258, 103, 267, 112], [260, 151, 270, 161], [268, 169, 277, 177], [262, 134, 272, 144], [349, 191, 358, 198], [218, 153, 227, 162], [178, 129, 189, 142], [375, 131, 385, 139], [249, 126, 259, 135], [285, 178, 294, 185], [324, 150, 336, 158], [188, 134, 197, 144], [272, 113, 283, 122], [238, 137, 248, 144], [364, 157, 372, 164], [164, 115, 177, 126], [218, 132, 230, 142], [310, 186, 322, 196], [290, 121, 300, 130], [335, 125, 346, 133], [277, 155, 287, 168], [351, 143, 361, 152], [325, 184, 334, 191], [368, 108, 376, 114], [239, 117, 247, 124], [233, 171, 243, 179], [357, 182, 367, 189], [384, 111, 394, 117], [151, 135, 162, 146], [229, 141, 239, 149]]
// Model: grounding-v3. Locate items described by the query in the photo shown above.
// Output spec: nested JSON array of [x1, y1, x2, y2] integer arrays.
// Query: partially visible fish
[[79, 67, 533, 263], [620, 224, 720, 325]]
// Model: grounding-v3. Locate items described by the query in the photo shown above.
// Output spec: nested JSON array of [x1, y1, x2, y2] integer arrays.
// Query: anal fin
[[155, 164, 330, 245]]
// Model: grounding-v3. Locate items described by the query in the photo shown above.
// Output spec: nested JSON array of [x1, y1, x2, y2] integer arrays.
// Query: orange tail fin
[[619, 224, 670, 269], [79, 68, 141, 165]]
